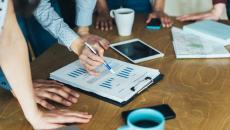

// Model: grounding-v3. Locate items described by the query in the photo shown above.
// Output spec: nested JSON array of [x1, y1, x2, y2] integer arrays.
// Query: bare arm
[[95, 0, 113, 31], [0, 0, 39, 121], [177, 3, 226, 21], [0, 0, 92, 129]]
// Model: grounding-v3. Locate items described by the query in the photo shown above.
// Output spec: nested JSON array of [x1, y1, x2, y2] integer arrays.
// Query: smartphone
[[121, 104, 176, 120], [146, 18, 161, 30]]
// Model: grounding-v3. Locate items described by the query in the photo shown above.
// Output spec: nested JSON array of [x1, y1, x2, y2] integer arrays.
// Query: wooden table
[[1, 15, 230, 130]]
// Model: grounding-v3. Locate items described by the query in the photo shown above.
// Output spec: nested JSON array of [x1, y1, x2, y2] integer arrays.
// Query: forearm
[[152, 0, 165, 12], [211, 3, 226, 18], [96, 0, 109, 13], [0, 0, 38, 121]]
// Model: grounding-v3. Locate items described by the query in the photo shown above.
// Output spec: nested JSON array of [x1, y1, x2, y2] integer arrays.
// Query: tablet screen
[[113, 41, 160, 60]]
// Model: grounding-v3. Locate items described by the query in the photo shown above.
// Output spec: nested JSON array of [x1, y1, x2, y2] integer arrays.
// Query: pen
[[84, 42, 115, 74]]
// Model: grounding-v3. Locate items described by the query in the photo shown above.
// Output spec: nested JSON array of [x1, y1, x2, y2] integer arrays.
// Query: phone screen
[[121, 104, 176, 121], [146, 18, 161, 30]]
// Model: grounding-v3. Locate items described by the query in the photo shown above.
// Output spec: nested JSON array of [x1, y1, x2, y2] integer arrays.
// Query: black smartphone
[[122, 104, 176, 121], [146, 18, 161, 30]]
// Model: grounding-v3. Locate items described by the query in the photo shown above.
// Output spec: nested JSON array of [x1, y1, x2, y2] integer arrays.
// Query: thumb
[[146, 15, 152, 23]]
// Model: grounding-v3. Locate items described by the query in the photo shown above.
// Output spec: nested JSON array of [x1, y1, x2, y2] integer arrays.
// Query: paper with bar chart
[[50, 57, 160, 104]]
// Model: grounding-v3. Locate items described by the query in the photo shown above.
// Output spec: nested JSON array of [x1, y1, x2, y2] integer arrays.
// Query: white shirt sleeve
[[75, 0, 97, 27]]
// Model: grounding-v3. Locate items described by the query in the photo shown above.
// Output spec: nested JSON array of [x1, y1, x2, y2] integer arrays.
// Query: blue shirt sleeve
[[75, 0, 97, 27]]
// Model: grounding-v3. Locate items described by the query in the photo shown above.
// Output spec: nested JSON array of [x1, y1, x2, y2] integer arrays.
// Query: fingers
[[99, 40, 109, 50], [96, 20, 100, 29], [35, 97, 56, 110], [96, 18, 113, 31], [161, 17, 173, 28], [45, 87, 79, 103], [39, 91, 73, 106], [146, 13, 157, 23], [79, 57, 100, 76], [46, 111, 92, 124], [100, 21, 105, 31], [81, 48, 104, 62], [104, 21, 109, 31]]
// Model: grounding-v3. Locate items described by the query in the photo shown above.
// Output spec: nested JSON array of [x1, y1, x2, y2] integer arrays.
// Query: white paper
[[50, 57, 160, 103], [171, 27, 230, 58]]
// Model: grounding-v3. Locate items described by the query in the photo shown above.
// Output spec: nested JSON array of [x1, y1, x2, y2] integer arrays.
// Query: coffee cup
[[110, 8, 135, 36], [118, 108, 165, 130]]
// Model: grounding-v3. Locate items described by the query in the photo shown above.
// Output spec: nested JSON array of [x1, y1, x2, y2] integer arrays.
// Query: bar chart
[[116, 67, 134, 78], [99, 78, 114, 89], [67, 68, 87, 78]]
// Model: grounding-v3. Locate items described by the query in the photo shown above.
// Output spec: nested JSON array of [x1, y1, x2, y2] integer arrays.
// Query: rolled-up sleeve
[[33, 0, 79, 49], [75, 0, 97, 27], [213, 0, 226, 4]]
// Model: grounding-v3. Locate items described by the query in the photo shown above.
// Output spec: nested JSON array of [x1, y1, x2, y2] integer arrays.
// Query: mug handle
[[110, 10, 115, 18], [117, 125, 130, 130]]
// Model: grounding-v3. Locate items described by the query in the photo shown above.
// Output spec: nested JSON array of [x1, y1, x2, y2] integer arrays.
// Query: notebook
[[171, 27, 230, 59], [183, 20, 230, 46], [50, 57, 163, 106]]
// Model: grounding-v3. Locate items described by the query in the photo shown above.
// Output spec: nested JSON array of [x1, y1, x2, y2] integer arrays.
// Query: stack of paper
[[183, 20, 230, 46], [171, 27, 230, 59], [50, 57, 162, 106]]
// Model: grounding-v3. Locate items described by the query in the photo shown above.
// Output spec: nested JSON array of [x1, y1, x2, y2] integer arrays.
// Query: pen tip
[[110, 69, 115, 74]]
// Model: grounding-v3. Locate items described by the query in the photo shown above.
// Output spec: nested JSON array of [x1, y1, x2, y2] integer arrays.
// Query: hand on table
[[29, 109, 92, 130], [71, 33, 110, 76], [146, 11, 173, 28], [33, 79, 79, 110], [95, 11, 113, 31]]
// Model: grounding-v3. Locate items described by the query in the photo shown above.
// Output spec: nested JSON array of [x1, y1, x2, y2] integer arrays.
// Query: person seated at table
[[0, 0, 92, 129], [95, 0, 173, 31], [177, 0, 229, 21]]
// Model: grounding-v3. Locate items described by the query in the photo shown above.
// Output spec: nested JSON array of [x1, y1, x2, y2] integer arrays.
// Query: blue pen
[[84, 42, 115, 74]]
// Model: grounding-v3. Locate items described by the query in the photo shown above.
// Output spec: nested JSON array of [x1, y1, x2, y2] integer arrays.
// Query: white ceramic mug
[[110, 8, 135, 36]]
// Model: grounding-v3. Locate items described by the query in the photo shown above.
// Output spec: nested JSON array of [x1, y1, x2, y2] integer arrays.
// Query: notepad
[[171, 27, 230, 59], [183, 20, 230, 46], [50, 57, 163, 106]]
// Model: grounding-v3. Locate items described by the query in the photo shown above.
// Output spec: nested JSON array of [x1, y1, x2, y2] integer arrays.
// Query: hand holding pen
[[75, 34, 111, 76]]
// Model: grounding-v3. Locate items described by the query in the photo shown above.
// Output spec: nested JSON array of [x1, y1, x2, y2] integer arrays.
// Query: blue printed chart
[[116, 67, 134, 78], [99, 78, 114, 89], [67, 68, 87, 78]]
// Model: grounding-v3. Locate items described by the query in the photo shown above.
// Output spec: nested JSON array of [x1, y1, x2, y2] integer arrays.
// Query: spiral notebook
[[50, 57, 163, 106]]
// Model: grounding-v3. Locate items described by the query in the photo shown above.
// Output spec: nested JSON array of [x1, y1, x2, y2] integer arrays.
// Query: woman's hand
[[33, 79, 79, 110], [146, 11, 173, 28], [28, 109, 92, 130], [71, 32, 110, 76]]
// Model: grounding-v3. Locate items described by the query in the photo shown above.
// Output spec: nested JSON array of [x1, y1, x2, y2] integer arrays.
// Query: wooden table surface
[[1, 15, 230, 130]]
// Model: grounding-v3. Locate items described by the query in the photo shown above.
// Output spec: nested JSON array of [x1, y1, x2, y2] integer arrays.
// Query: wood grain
[[0, 14, 230, 130]]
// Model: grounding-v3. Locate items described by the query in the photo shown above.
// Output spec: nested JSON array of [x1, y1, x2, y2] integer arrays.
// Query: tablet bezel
[[110, 39, 164, 63]]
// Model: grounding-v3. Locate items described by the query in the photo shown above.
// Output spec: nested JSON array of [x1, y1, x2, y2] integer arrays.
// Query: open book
[[50, 57, 163, 106], [171, 27, 230, 59]]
